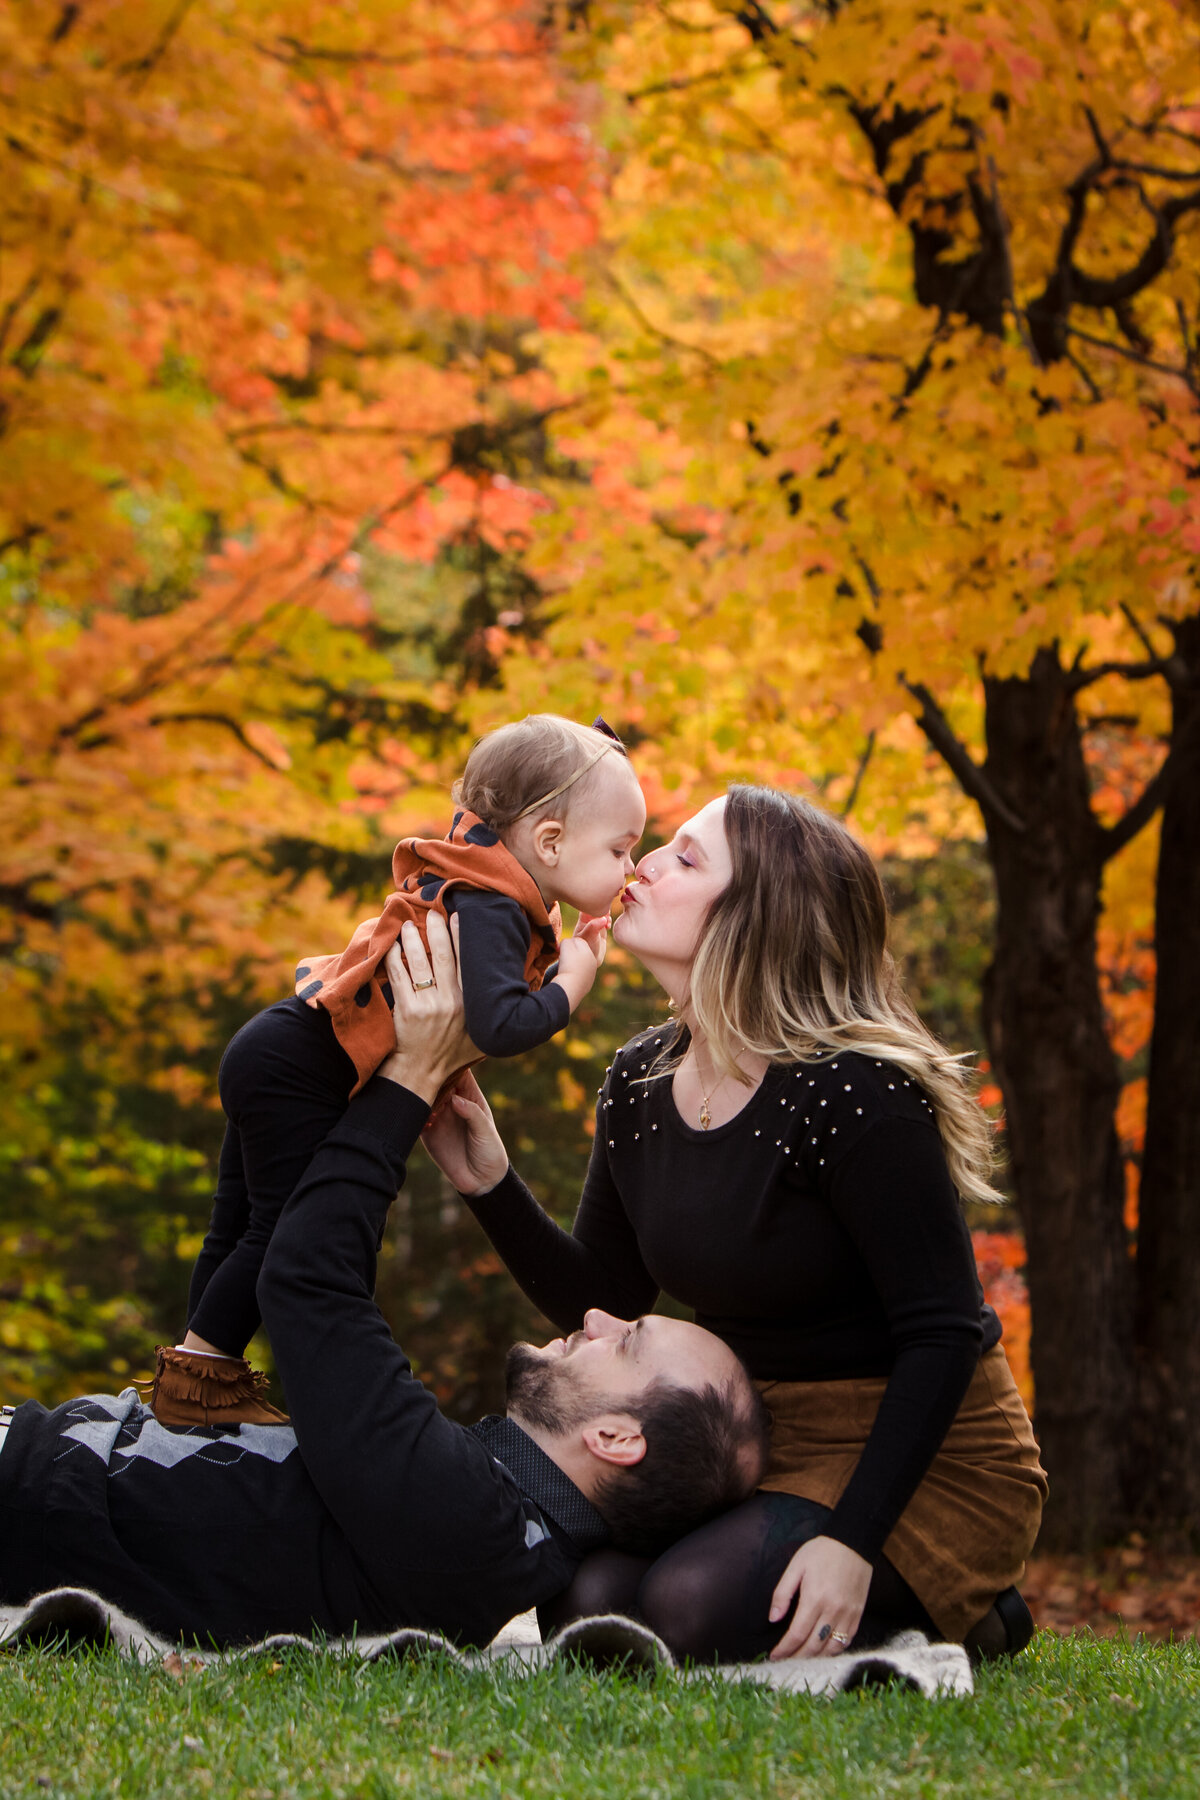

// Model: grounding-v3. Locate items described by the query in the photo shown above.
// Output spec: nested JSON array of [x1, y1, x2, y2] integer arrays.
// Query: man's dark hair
[[591, 1376, 771, 1557]]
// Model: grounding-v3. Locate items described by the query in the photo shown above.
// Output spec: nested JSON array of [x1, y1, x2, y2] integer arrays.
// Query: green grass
[[2, 1633, 1197, 1799]]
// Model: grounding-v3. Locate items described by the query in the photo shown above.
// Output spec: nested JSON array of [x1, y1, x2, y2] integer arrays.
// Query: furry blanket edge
[[0, 1587, 973, 1696]]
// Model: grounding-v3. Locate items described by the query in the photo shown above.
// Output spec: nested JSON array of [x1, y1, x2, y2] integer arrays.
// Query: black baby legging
[[537, 1491, 937, 1663], [187, 998, 357, 1356]]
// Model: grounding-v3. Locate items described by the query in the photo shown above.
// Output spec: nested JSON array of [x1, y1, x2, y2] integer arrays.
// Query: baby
[[148, 714, 645, 1428]]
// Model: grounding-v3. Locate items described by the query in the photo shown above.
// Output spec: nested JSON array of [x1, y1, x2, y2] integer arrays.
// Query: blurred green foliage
[[882, 841, 995, 1054]]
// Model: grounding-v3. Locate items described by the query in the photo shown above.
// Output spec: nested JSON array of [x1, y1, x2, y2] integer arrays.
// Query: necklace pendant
[[699, 1098, 711, 1131]]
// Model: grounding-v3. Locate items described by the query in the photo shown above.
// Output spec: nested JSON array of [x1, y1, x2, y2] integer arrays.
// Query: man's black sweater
[[0, 1081, 604, 1648]]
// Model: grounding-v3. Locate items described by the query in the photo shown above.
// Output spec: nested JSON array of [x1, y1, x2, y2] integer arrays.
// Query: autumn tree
[[0, 0, 600, 1391], [516, 0, 1200, 1545]]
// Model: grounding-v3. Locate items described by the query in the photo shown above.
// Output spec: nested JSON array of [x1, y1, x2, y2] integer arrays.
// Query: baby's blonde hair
[[453, 715, 627, 831]]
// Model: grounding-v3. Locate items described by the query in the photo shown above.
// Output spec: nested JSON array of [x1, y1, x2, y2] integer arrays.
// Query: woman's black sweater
[[466, 1027, 1001, 1565]]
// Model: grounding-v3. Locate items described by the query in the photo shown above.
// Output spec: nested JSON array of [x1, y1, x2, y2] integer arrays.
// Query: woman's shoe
[[143, 1346, 289, 1428], [963, 1585, 1035, 1663]]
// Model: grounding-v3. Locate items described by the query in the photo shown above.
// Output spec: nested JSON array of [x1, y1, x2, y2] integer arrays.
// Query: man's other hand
[[378, 914, 479, 1106]]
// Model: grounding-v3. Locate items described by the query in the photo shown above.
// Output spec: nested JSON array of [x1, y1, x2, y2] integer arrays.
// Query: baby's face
[[554, 757, 647, 916]]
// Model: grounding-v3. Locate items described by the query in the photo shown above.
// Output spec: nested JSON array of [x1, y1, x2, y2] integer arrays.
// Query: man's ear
[[529, 816, 564, 869], [580, 1413, 647, 1469]]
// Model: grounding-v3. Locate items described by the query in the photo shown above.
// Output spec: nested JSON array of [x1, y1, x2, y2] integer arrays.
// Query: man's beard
[[505, 1342, 599, 1435]]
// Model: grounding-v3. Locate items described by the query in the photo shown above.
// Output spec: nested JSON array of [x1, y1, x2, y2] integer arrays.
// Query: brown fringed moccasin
[[143, 1346, 289, 1428]]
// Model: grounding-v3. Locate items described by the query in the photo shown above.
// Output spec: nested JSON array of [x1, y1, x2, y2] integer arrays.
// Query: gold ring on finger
[[412, 978, 435, 990]]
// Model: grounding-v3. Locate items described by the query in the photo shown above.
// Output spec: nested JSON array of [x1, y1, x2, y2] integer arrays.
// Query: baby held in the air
[[147, 714, 646, 1428]]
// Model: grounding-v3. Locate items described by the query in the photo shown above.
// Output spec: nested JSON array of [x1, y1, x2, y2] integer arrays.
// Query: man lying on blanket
[[0, 915, 767, 1651]]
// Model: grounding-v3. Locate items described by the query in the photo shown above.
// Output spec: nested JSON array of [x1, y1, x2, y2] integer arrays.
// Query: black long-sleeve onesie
[[187, 888, 569, 1355]]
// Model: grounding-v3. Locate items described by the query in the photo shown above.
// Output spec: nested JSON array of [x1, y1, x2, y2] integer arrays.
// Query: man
[[0, 917, 767, 1650]]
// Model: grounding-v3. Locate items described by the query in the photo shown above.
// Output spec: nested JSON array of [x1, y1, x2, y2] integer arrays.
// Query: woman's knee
[[636, 1493, 833, 1663], [637, 1548, 732, 1661], [537, 1548, 651, 1638]]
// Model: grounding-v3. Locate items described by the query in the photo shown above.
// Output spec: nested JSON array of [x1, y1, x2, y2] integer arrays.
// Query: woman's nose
[[633, 852, 656, 882], [583, 1309, 625, 1340]]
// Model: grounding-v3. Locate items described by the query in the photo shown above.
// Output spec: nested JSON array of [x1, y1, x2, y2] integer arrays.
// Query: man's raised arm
[[255, 919, 529, 1586]]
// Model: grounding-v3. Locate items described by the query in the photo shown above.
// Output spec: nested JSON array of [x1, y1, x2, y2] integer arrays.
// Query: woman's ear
[[580, 1415, 647, 1469]]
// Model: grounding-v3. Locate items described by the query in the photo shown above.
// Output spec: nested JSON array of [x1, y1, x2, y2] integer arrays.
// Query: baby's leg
[[186, 1122, 252, 1327], [185, 999, 357, 1358]]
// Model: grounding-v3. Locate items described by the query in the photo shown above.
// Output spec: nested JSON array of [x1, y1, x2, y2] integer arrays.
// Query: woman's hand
[[767, 1534, 873, 1660], [377, 914, 479, 1107], [421, 1068, 510, 1196]]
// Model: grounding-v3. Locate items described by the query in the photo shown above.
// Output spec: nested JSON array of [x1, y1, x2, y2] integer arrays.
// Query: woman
[[422, 786, 1046, 1661]]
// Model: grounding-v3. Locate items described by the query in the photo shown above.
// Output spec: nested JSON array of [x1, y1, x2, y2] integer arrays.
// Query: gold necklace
[[693, 1047, 717, 1131]]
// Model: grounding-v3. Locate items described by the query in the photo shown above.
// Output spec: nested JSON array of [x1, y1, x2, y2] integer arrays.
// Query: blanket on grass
[[0, 1587, 973, 1697]]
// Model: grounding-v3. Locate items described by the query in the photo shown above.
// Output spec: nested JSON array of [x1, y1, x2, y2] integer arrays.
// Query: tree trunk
[[980, 649, 1133, 1549], [1134, 615, 1200, 1538]]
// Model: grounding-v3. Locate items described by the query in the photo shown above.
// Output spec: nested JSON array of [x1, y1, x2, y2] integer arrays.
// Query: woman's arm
[[821, 1116, 984, 1558], [422, 1064, 660, 1332], [769, 1108, 983, 1657]]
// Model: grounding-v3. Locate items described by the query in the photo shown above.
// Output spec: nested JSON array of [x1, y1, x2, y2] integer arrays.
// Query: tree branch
[[839, 730, 875, 819], [627, 57, 754, 103], [733, 2, 784, 44], [148, 712, 291, 766], [1097, 751, 1173, 862], [1119, 601, 1163, 663], [901, 678, 1026, 833], [653, 1, 728, 34], [1064, 656, 1175, 693], [1064, 346, 1103, 401], [71, 711, 290, 768], [1064, 324, 1196, 391], [602, 268, 720, 366], [986, 153, 1039, 364], [1069, 185, 1200, 309], [121, 0, 195, 87], [251, 36, 539, 69]]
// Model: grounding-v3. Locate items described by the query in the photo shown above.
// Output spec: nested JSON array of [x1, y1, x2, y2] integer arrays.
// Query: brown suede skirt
[[755, 1345, 1048, 1641]]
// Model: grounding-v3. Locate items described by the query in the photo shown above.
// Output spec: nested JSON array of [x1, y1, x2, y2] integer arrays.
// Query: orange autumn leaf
[[1116, 1080, 1148, 1157], [973, 1231, 1033, 1411]]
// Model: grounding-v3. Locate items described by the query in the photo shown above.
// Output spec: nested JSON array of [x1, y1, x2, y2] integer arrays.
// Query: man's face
[[505, 1308, 742, 1434]]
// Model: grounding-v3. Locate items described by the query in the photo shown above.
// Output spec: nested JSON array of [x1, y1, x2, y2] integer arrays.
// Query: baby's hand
[[553, 919, 609, 1011], [573, 913, 610, 963]]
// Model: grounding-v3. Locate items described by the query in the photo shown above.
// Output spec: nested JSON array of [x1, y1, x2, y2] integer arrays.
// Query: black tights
[[538, 1493, 937, 1663]]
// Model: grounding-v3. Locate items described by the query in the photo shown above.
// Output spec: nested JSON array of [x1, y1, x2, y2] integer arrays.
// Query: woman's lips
[[620, 884, 639, 905]]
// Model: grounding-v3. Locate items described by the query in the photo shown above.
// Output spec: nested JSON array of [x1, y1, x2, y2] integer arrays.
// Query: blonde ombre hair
[[681, 785, 1001, 1205]]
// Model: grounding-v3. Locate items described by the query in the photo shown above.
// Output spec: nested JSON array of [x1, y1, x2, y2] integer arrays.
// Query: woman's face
[[611, 795, 732, 995]]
